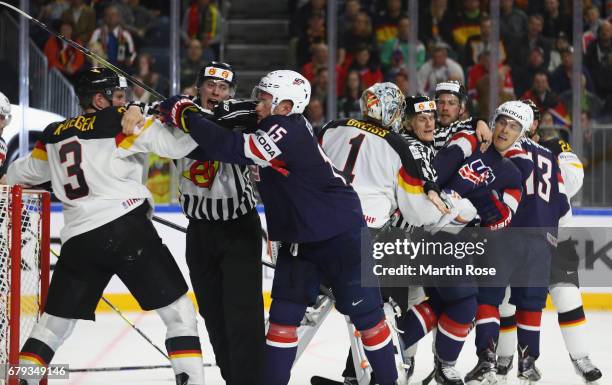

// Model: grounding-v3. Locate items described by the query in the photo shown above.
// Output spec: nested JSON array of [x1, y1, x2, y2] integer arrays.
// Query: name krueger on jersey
[[8, 106, 198, 242]]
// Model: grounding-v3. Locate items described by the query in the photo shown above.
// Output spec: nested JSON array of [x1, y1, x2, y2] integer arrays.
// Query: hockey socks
[[497, 313, 517, 357], [475, 304, 500, 353], [19, 313, 76, 385], [516, 309, 542, 358], [435, 296, 476, 363], [399, 300, 438, 348], [165, 336, 204, 383], [19, 338, 55, 384], [264, 322, 299, 385], [550, 285, 589, 359], [156, 295, 205, 385], [359, 319, 398, 385]]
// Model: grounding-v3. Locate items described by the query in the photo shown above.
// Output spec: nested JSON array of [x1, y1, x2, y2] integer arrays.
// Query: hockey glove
[[159, 95, 200, 132], [213, 99, 259, 128]]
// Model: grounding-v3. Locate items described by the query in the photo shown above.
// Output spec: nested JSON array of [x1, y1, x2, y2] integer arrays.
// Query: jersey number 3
[[59, 141, 89, 199]]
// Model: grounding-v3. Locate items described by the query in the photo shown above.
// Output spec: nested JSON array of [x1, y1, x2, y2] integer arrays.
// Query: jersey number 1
[[59, 141, 89, 199], [341, 134, 365, 183]]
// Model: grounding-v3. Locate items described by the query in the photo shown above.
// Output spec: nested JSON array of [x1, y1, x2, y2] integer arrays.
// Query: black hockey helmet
[[434, 80, 468, 105], [196, 61, 236, 93], [405, 95, 437, 119], [76, 67, 127, 108]]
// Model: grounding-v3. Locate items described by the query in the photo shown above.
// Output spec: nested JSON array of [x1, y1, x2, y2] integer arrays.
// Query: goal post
[[0, 185, 51, 385]]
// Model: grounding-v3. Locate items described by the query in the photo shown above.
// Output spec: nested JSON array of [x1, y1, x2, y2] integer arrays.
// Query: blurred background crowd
[[1, 0, 611, 204]]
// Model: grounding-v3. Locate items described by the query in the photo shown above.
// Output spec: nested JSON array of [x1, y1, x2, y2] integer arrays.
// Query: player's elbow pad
[[559, 153, 584, 198]]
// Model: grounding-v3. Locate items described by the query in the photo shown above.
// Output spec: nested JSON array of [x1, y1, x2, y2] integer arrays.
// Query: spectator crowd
[[22, 0, 612, 128], [32, 0, 222, 102], [290, 0, 612, 128]]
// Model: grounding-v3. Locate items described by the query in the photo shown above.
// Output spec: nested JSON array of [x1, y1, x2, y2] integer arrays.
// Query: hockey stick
[[151, 215, 338, 297], [68, 363, 215, 373], [150, 215, 279, 271], [0, 2, 164, 100], [49, 248, 170, 361]]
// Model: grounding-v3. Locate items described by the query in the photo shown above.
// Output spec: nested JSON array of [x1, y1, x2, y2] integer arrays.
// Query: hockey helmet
[[434, 80, 468, 105], [520, 98, 541, 123], [196, 61, 236, 96], [76, 67, 127, 108], [491, 100, 534, 143], [0, 91, 11, 127], [359, 82, 406, 128], [252, 70, 311, 115], [404, 95, 437, 119]]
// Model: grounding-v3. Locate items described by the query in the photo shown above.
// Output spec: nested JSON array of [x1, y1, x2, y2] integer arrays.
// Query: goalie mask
[[252, 70, 311, 115], [76, 67, 127, 109], [359, 82, 406, 128], [0, 91, 11, 127]]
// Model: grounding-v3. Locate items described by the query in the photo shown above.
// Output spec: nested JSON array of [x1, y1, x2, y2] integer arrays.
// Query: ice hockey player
[[457, 100, 562, 385], [493, 99, 602, 384], [7, 68, 206, 385], [399, 97, 521, 385], [175, 62, 265, 385], [157, 70, 400, 385], [319, 84, 476, 384], [0, 91, 11, 183]]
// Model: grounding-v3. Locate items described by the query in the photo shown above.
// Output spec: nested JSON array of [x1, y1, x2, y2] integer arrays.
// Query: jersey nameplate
[[346, 119, 389, 138], [53, 115, 97, 136]]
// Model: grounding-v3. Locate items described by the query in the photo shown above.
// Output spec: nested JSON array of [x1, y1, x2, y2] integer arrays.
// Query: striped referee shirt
[[178, 158, 257, 221], [433, 117, 476, 150]]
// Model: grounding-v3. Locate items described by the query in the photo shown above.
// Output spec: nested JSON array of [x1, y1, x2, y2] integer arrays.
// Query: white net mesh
[[0, 186, 49, 381]]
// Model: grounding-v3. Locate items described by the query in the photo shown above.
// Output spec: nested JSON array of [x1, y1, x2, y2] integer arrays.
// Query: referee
[[177, 62, 264, 385]]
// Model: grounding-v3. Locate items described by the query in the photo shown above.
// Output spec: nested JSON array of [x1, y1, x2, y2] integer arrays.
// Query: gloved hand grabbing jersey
[[212, 99, 258, 128], [159, 95, 201, 132]]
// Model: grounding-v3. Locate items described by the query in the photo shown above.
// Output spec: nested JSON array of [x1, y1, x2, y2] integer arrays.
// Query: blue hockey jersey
[[506, 138, 570, 228], [434, 130, 523, 229], [185, 111, 365, 243]]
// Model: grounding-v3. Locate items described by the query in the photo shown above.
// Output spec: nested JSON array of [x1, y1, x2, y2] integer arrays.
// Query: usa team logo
[[459, 159, 496, 186]]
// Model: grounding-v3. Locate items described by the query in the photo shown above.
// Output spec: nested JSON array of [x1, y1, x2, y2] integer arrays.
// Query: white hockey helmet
[[359, 82, 406, 128], [491, 100, 534, 140], [0, 91, 11, 126], [252, 70, 311, 115]]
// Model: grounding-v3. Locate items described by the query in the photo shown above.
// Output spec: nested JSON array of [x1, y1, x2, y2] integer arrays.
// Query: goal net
[[0, 185, 50, 384]]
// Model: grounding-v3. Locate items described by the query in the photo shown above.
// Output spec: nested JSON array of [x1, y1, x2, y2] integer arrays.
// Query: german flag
[[32, 141, 48, 161], [398, 167, 424, 194], [115, 118, 154, 149]]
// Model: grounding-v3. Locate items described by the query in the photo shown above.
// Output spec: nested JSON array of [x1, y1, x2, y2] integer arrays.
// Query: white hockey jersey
[[319, 118, 451, 228], [539, 138, 584, 198], [7, 107, 197, 242]]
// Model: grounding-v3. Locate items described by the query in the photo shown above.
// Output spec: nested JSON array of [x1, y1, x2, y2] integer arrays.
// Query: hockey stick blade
[[0, 1, 164, 100], [310, 375, 344, 385]]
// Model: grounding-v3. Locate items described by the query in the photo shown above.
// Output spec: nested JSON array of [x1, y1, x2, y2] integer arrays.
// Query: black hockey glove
[[213, 99, 258, 129]]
